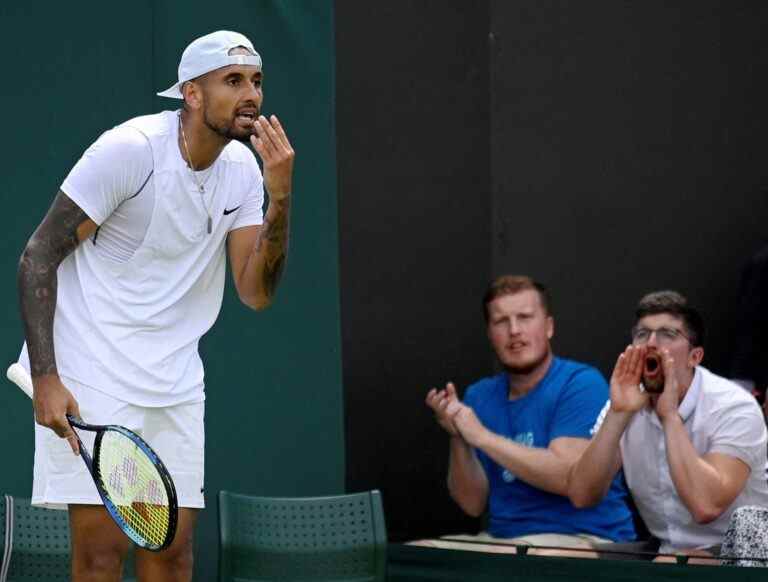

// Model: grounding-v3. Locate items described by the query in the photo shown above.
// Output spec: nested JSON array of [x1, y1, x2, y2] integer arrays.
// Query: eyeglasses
[[631, 326, 691, 346]]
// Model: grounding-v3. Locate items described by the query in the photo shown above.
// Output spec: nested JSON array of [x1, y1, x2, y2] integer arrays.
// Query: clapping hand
[[449, 404, 490, 448], [426, 382, 463, 436]]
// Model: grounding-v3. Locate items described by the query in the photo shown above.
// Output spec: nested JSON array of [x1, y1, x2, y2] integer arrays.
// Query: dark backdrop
[[336, 0, 491, 539], [338, 0, 768, 540], [491, 1, 768, 376], [336, 1, 493, 539]]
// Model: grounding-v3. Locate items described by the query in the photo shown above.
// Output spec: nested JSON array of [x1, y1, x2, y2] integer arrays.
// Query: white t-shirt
[[20, 110, 264, 406], [617, 367, 768, 551], [62, 124, 262, 262]]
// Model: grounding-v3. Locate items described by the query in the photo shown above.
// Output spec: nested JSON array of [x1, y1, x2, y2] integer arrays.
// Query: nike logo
[[223, 205, 241, 215]]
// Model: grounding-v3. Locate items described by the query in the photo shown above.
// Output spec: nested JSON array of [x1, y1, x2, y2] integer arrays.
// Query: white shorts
[[33, 377, 205, 509]]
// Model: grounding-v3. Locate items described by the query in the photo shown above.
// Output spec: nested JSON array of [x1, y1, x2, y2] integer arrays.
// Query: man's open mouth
[[642, 352, 664, 393], [236, 110, 257, 123]]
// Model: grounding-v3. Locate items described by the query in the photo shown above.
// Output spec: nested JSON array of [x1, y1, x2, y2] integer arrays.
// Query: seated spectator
[[419, 275, 636, 557], [568, 290, 768, 563]]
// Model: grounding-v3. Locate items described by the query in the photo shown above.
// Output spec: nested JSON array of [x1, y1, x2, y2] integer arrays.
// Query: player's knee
[[139, 537, 194, 572], [164, 538, 194, 568], [72, 543, 127, 575]]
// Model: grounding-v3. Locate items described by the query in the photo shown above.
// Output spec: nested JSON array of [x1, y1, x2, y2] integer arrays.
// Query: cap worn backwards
[[157, 30, 262, 99]]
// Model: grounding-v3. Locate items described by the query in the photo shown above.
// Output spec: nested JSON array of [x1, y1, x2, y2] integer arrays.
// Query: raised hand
[[426, 382, 462, 436], [609, 345, 650, 414], [450, 404, 490, 448], [251, 115, 294, 200], [654, 348, 681, 421]]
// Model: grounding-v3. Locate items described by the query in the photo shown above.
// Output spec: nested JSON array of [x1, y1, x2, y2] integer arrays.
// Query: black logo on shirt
[[223, 205, 241, 215]]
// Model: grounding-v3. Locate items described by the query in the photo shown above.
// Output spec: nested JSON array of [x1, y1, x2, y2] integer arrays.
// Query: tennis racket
[[6, 363, 178, 551]]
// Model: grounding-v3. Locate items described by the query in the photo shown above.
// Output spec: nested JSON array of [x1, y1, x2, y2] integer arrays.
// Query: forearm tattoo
[[18, 192, 88, 376], [255, 197, 291, 298]]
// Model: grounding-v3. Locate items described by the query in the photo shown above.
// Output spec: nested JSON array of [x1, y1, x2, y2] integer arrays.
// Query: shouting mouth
[[642, 352, 664, 393], [235, 109, 258, 126]]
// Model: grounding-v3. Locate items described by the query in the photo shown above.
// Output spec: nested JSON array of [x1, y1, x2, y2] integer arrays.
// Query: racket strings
[[97, 431, 170, 547]]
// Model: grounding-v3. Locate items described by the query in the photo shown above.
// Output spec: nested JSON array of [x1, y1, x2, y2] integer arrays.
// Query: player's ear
[[182, 81, 203, 111]]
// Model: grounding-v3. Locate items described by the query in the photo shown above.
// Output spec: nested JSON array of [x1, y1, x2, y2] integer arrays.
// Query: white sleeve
[[61, 126, 153, 225], [709, 398, 768, 470], [229, 159, 265, 231]]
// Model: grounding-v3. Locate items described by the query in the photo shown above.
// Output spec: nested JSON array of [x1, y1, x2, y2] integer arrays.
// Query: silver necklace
[[179, 113, 214, 234]]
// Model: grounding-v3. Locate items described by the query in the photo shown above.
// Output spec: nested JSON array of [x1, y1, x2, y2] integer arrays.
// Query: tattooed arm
[[228, 196, 291, 310], [17, 191, 96, 450], [228, 114, 294, 310]]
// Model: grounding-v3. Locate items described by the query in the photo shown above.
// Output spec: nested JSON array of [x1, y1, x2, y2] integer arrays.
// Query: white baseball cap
[[157, 30, 262, 99]]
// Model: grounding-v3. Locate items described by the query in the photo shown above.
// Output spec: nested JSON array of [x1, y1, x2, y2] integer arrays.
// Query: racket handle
[[7, 365, 85, 426], [7, 363, 34, 399]]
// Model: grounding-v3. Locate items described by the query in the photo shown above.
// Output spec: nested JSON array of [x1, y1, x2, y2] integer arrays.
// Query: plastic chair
[[721, 505, 768, 567], [0, 495, 137, 581], [0, 495, 71, 582], [218, 490, 387, 581]]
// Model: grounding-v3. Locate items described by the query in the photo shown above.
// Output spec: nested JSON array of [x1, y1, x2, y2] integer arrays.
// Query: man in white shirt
[[568, 290, 768, 562], [16, 31, 294, 581]]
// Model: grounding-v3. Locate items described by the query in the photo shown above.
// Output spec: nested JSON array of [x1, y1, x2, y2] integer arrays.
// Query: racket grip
[[7, 363, 34, 399]]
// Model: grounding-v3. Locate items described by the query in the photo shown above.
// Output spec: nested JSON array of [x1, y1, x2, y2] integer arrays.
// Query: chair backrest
[[721, 505, 768, 567], [218, 489, 387, 582], [0, 496, 137, 582], [0, 495, 71, 582]]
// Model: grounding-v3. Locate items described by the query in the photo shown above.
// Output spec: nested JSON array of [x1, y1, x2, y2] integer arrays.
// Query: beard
[[202, 106, 258, 143], [502, 347, 550, 375]]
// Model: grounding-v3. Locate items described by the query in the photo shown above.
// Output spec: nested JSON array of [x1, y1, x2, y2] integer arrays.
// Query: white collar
[[644, 367, 701, 427]]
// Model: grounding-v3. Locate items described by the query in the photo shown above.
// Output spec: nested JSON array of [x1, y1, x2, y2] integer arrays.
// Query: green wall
[[0, 2, 342, 579]]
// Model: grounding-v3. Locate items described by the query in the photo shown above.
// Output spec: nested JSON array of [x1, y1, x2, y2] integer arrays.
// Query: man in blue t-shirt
[[424, 275, 635, 555]]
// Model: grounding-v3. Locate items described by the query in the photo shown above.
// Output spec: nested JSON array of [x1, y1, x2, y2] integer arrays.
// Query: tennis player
[[16, 30, 292, 581]]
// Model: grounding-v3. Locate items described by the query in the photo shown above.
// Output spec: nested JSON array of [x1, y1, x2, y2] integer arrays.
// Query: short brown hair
[[635, 290, 705, 347], [482, 275, 551, 321]]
